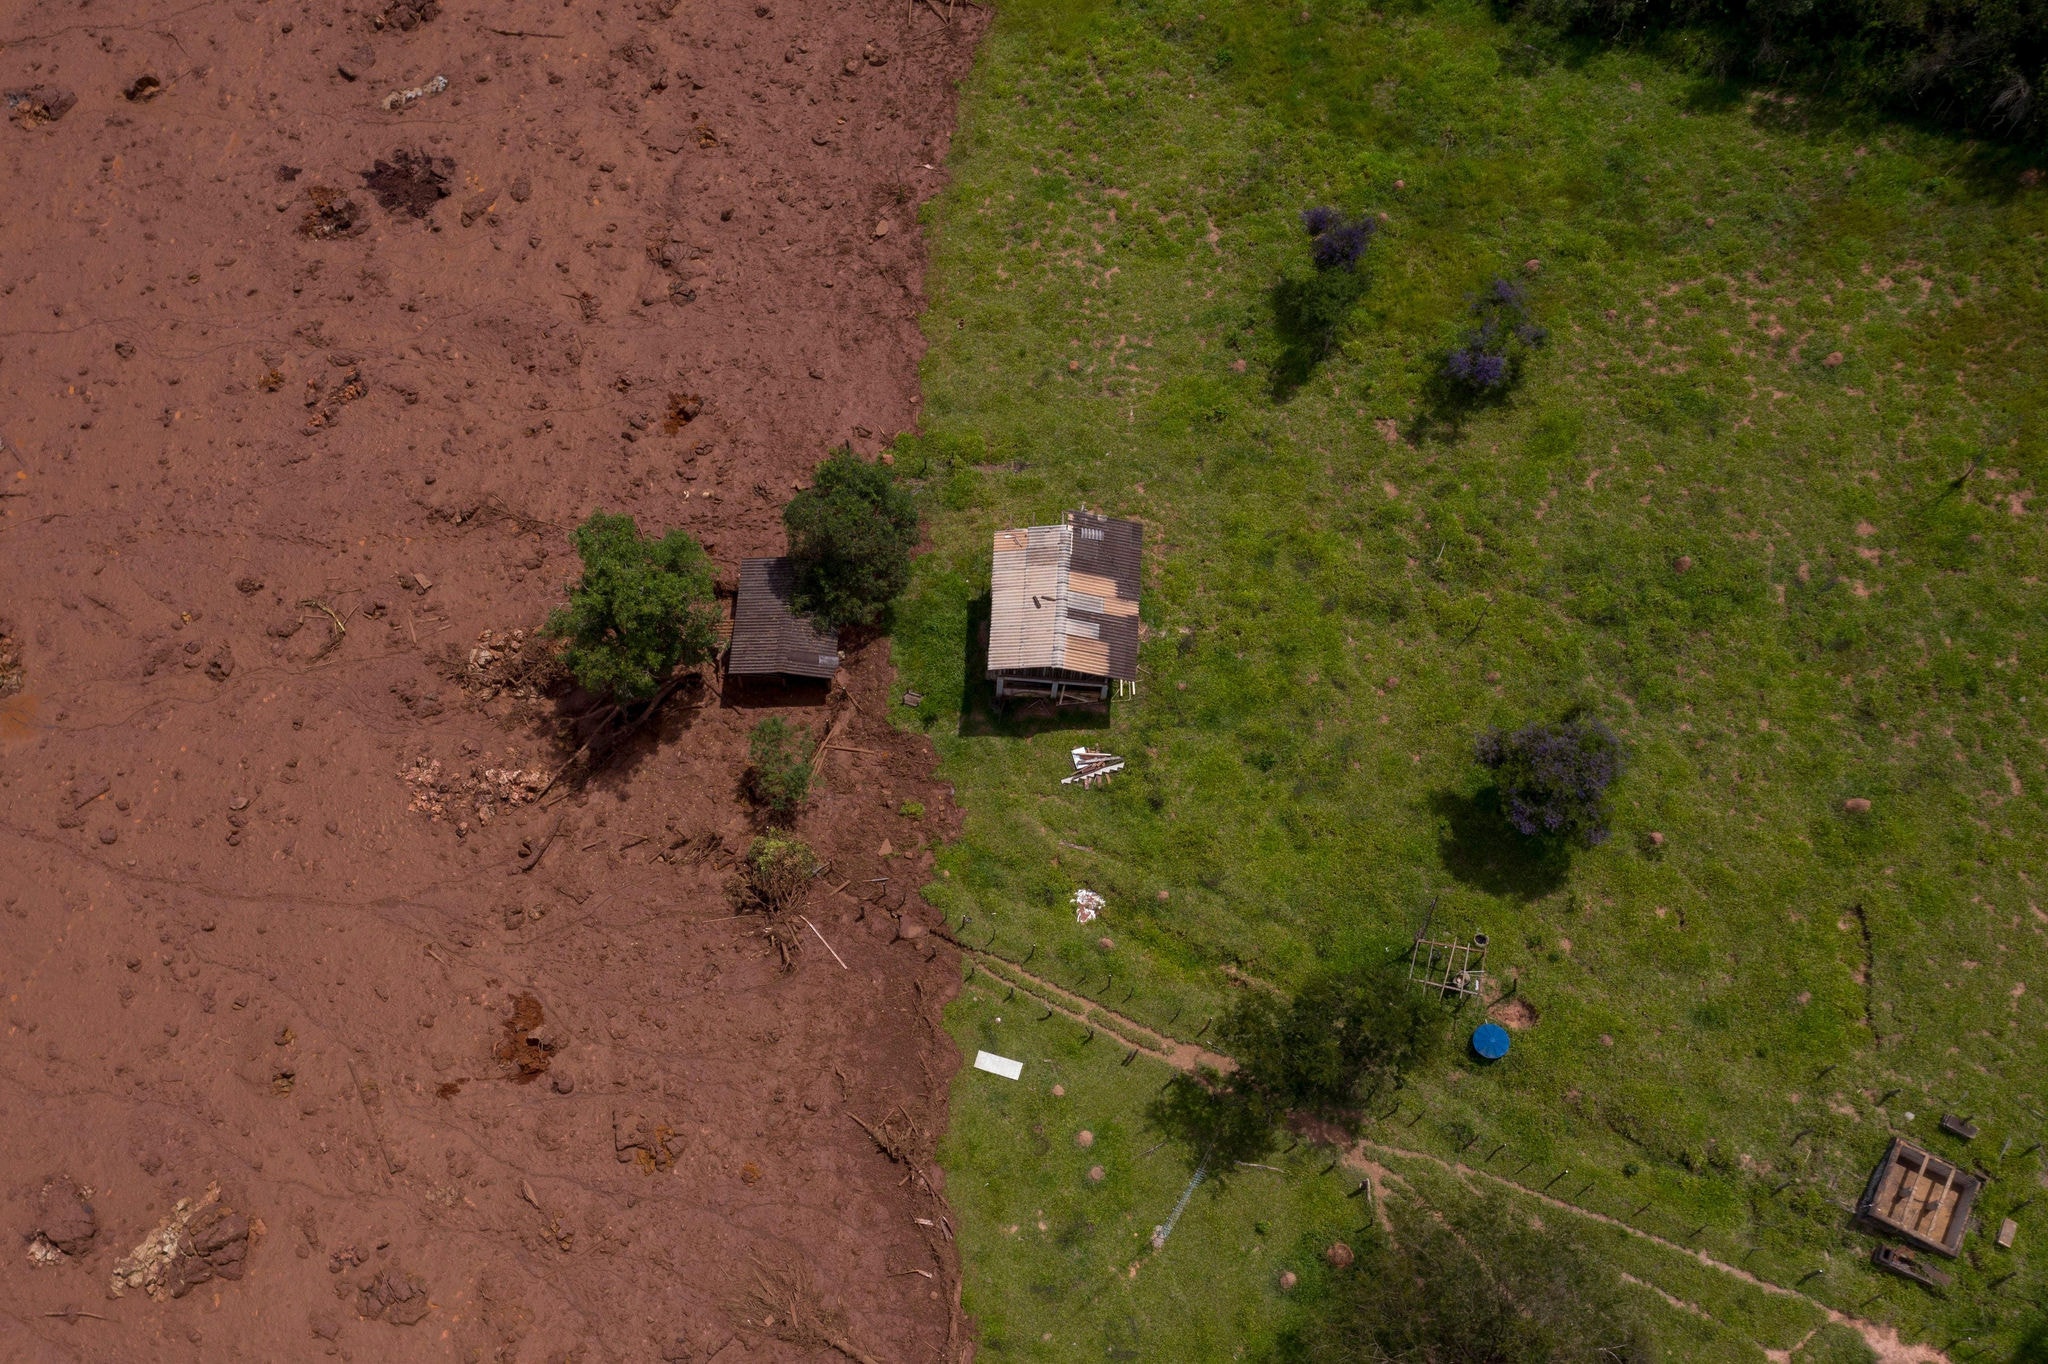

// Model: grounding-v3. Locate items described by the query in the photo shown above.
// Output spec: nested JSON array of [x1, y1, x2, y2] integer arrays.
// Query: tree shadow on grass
[[1268, 268, 1370, 404], [1430, 788, 1570, 901], [955, 592, 1110, 739], [1267, 276, 1333, 403], [1407, 369, 1510, 445]]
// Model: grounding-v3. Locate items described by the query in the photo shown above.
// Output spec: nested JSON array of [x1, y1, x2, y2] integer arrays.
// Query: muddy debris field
[[0, 0, 986, 1358]]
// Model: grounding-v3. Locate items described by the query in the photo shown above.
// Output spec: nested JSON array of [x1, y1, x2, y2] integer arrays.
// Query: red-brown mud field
[[0, 0, 985, 1357]]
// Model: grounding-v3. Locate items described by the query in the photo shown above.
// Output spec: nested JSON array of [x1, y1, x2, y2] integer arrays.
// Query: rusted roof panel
[[986, 512, 1143, 682], [728, 557, 841, 679]]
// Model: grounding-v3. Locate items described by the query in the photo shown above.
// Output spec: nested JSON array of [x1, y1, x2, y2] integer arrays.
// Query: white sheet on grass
[[972, 1051, 1024, 1080]]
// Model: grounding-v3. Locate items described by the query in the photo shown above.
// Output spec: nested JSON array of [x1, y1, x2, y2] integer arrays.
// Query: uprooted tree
[[783, 448, 921, 632], [739, 833, 823, 972], [744, 832, 817, 915], [545, 511, 722, 704], [1148, 962, 1445, 1176]]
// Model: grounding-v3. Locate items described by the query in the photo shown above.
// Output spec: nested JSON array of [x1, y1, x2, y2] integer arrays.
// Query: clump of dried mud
[[362, 148, 453, 219]]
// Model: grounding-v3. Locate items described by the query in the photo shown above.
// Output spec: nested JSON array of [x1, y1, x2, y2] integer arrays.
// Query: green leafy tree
[[746, 717, 815, 815], [544, 512, 721, 703], [784, 448, 920, 631], [1149, 963, 1444, 1172], [1281, 1193, 1660, 1364]]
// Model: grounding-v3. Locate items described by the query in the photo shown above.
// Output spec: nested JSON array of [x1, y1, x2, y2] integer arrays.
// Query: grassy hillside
[[896, 0, 2048, 1356]]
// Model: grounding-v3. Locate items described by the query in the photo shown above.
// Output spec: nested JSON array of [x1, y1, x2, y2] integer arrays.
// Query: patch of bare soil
[[1490, 996, 1539, 1030], [0, 0, 986, 1357]]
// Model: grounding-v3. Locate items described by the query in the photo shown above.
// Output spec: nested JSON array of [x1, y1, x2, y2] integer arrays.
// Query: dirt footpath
[[0, 0, 983, 1358]]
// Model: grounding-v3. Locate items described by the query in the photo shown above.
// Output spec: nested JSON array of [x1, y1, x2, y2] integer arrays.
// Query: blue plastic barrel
[[1471, 1022, 1511, 1061]]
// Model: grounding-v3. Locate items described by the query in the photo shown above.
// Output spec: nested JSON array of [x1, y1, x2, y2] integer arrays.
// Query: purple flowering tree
[[1300, 206, 1378, 271], [1271, 207, 1381, 391], [1474, 717, 1625, 846], [1442, 278, 1548, 395]]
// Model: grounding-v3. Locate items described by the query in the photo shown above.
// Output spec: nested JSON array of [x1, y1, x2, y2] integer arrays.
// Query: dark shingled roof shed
[[728, 557, 840, 680]]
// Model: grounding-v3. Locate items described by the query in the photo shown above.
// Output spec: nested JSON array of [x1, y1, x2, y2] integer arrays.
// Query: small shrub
[[543, 512, 721, 703], [784, 448, 921, 631], [1475, 715, 1625, 846], [1442, 277, 1548, 394], [898, 799, 925, 820], [746, 717, 815, 814], [745, 833, 817, 913]]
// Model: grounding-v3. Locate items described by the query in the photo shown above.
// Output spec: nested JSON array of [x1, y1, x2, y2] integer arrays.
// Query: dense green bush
[[1500, 0, 2048, 147], [544, 512, 721, 703], [1149, 964, 1444, 1169], [784, 449, 921, 631], [1280, 1193, 1660, 1364], [746, 717, 815, 815]]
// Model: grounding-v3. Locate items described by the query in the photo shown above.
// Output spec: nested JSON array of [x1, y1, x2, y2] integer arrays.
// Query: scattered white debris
[[1063, 746, 1125, 787], [973, 1051, 1024, 1081], [1072, 888, 1105, 924], [383, 74, 448, 112]]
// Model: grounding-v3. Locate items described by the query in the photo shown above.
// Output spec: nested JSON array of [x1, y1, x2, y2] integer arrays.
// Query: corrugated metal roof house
[[986, 510, 1141, 703], [727, 557, 840, 681]]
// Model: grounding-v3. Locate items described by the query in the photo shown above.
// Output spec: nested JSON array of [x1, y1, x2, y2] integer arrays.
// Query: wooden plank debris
[[1061, 746, 1125, 787]]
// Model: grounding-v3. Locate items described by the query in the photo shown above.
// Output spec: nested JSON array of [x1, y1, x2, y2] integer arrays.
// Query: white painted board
[[972, 1050, 1024, 1081]]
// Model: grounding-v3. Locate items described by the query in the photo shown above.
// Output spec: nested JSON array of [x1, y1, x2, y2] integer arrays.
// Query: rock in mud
[[356, 1266, 431, 1324], [614, 1113, 686, 1172], [374, 0, 441, 31], [109, 1184, 252, 1299], [30, 1175, 98, 1256], [495, 993, 556, 1082], [5, 86, 76, 128], [300, 186, 366, 240]]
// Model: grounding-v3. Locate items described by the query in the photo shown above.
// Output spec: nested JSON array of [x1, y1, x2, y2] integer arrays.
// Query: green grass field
[[893, 0, 2048, 1356]]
